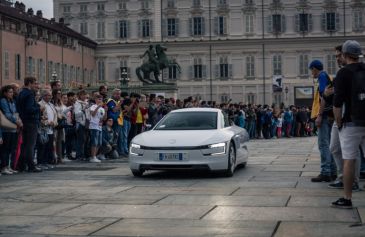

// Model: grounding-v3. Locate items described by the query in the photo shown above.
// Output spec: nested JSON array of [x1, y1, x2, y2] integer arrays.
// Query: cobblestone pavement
[[1, 137, 365, 237]]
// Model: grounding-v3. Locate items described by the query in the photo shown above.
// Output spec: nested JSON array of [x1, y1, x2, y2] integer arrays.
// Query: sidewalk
[[0, 137, 364, 236]]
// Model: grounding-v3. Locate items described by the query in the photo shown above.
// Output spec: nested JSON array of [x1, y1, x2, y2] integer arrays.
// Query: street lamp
[[285, 86, 289, 100], [51, 71, 58, 82], [119, 67, 130, 93]]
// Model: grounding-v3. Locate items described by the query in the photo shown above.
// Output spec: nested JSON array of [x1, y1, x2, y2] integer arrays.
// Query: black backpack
[[351, 64, 365, 126]]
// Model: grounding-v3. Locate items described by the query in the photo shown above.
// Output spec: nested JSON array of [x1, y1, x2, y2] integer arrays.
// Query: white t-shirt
[[89, 104, 105, 131], [277, 118, 283, 128], [45, 102, 56, 134]]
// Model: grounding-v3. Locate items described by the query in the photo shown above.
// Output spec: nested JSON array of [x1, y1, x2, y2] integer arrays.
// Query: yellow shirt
[[136, 108, 143, 123]]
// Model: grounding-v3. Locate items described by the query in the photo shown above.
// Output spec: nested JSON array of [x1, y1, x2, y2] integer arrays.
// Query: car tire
[[131, 169, 144, 177], [224, 143, 236, 177], [238, 162, 247, 169]]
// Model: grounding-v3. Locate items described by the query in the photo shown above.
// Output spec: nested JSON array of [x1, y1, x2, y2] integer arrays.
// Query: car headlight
[[201, 142, 226, 156], [130, 143, 144, 156]]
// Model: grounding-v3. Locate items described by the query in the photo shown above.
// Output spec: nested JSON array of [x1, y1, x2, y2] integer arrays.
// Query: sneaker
[[331, 197, 353, 209], [328, 181, 344, 189], [8, 168, 18, 174], [1, 168, 13, 175], [97, 154, 106, 160], [352, 183, 360, 192], [62, 158, 72, 162], [89, 157, 101, 163], [311, 174, 332, 182]]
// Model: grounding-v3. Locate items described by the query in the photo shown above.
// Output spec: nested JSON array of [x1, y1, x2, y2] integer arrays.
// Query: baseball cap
[[342, 40, 362, 57], [309, 60, 323, 71]]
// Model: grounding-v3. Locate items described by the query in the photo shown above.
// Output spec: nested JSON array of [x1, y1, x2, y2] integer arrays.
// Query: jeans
[[318, 116, 336, 176], [18, 123, 38, 170], [75, 123, 86, 159], [121, 119, 131, 155], [1, 132, 17, 169], [37, 134, 55, 165]]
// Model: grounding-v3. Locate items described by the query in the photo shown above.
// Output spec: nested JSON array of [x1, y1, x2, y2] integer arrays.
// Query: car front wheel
[[224, 143, 236, 177], [131, 169, 144, 177]]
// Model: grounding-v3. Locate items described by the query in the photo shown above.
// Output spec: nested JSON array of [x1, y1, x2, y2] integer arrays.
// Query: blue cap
[[309, 60, 323, 71]]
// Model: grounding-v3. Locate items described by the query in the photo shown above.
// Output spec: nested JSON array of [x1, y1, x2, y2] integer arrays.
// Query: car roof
[[170, 108, 221, 113]]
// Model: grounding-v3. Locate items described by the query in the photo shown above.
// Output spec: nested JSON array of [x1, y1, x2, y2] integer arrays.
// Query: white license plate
[[159, 153, 184, 161]]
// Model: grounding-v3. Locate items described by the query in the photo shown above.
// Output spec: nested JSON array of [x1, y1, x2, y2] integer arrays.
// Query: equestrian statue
[[136, 44, 181, 84]]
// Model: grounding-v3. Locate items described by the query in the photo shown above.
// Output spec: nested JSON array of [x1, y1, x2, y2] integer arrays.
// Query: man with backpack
[[331, 40, 365, 209], [309, 60, 337, 182]]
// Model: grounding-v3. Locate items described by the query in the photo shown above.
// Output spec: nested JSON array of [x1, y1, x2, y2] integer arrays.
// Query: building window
[[97, 3, 105, 11], [221, 94, 229, 103], [141, 19, 151, 37], [215, 16, 227, 35], [191, 17, 205, 36], [80, 22, 88, 35], [246, 55, 255, 78], [48, 61, 53, 82], [247, 93, 255, 104], [118, 20, 128, 38], [63, 5, 71, 13], [353, 10, 363, 32], [37, 59, 45, 84], [273, 54, 282, 75], [80, 4, 87, 12], [299, 54, 309, 76], [295, 13, 313, 32], [327, 54, 336, 76], [268, 14, 286, 33], [119, 1, 127, 10], [167, 18, 178, 36], [15, 54, 21, 80], [194, 58, 203, 79], [97, 22, 105, 39], [167, 0, 175, 8], [98, 61, 105, 81], [245, 14, 254, 34], [219, 56, 229, 79], [322, 12, 339, 32], [141, 0, 149, 10], [27, 56, 34, 76], [168, 65, 178, 80], [3, 51, 9, 80], [193, 0, 201, 7]]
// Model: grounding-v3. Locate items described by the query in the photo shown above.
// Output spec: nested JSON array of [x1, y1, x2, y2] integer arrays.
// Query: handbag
[[38, 128, 49, 144], [0, 110, 17, 129]]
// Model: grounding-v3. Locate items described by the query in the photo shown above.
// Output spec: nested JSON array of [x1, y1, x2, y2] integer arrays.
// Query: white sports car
[[129, 108, 249, 177]]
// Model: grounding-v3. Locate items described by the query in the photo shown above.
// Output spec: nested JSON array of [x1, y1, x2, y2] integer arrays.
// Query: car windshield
[[154, 111, 218, 130]]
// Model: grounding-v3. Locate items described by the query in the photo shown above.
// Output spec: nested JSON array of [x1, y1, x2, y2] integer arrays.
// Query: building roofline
[[0, 4, 97, 49]]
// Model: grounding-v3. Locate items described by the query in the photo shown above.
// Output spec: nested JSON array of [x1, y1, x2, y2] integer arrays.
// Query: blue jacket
[[106, 99, 120, 122], [17, 88, 40, 124], [0, 98, 17, 133]]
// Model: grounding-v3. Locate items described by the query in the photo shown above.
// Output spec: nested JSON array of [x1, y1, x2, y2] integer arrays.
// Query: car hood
[[132, 130, 231, 147]]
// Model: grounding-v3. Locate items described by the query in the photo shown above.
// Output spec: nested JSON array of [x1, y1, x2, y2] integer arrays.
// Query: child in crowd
[[99, 118, 119, 160], [88, 95, 107, 163]]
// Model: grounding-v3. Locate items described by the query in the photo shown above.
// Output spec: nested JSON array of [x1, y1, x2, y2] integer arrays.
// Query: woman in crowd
[[0, 85, 22, 174]]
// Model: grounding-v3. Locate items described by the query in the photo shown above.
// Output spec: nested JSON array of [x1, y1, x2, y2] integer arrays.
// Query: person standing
[[309, 60, 336, 182], [0, 85, 22, 174], [89, 95, 107, 163], [331, 40, 365, 208], [73, 90, 88, 160], [16, 77, 42, 172]]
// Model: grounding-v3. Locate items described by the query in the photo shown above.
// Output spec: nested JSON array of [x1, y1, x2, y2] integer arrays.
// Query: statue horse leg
[[136, 67, 151, 84]]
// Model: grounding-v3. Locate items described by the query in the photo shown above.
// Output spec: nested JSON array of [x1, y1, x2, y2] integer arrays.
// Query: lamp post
[[285, 86, 289, 102], [119, 67, 129, 93]]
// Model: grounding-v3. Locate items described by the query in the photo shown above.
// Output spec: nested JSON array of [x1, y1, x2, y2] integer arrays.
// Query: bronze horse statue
[[136, 44, 181, 84]]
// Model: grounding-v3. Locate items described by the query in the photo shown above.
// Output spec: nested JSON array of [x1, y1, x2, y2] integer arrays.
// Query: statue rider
[[140, 45, 158, 68]]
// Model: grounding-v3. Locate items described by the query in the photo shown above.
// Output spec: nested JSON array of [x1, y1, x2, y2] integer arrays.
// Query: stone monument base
[[130, 82, 178, 99]]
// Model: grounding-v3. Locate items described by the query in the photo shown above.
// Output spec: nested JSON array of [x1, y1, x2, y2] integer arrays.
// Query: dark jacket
[[102, 126, 117, 146], [17, 88, 40, 124]]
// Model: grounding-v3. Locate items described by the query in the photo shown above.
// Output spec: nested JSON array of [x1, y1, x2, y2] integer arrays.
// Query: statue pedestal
[[139, 82, 178, 98]]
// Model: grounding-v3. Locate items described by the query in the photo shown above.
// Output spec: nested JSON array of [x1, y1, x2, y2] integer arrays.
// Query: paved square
[[1, 137, 365, 236]]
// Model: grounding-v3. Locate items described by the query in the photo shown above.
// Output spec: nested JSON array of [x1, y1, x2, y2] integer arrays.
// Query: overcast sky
[[20, 0, 53, 19]]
